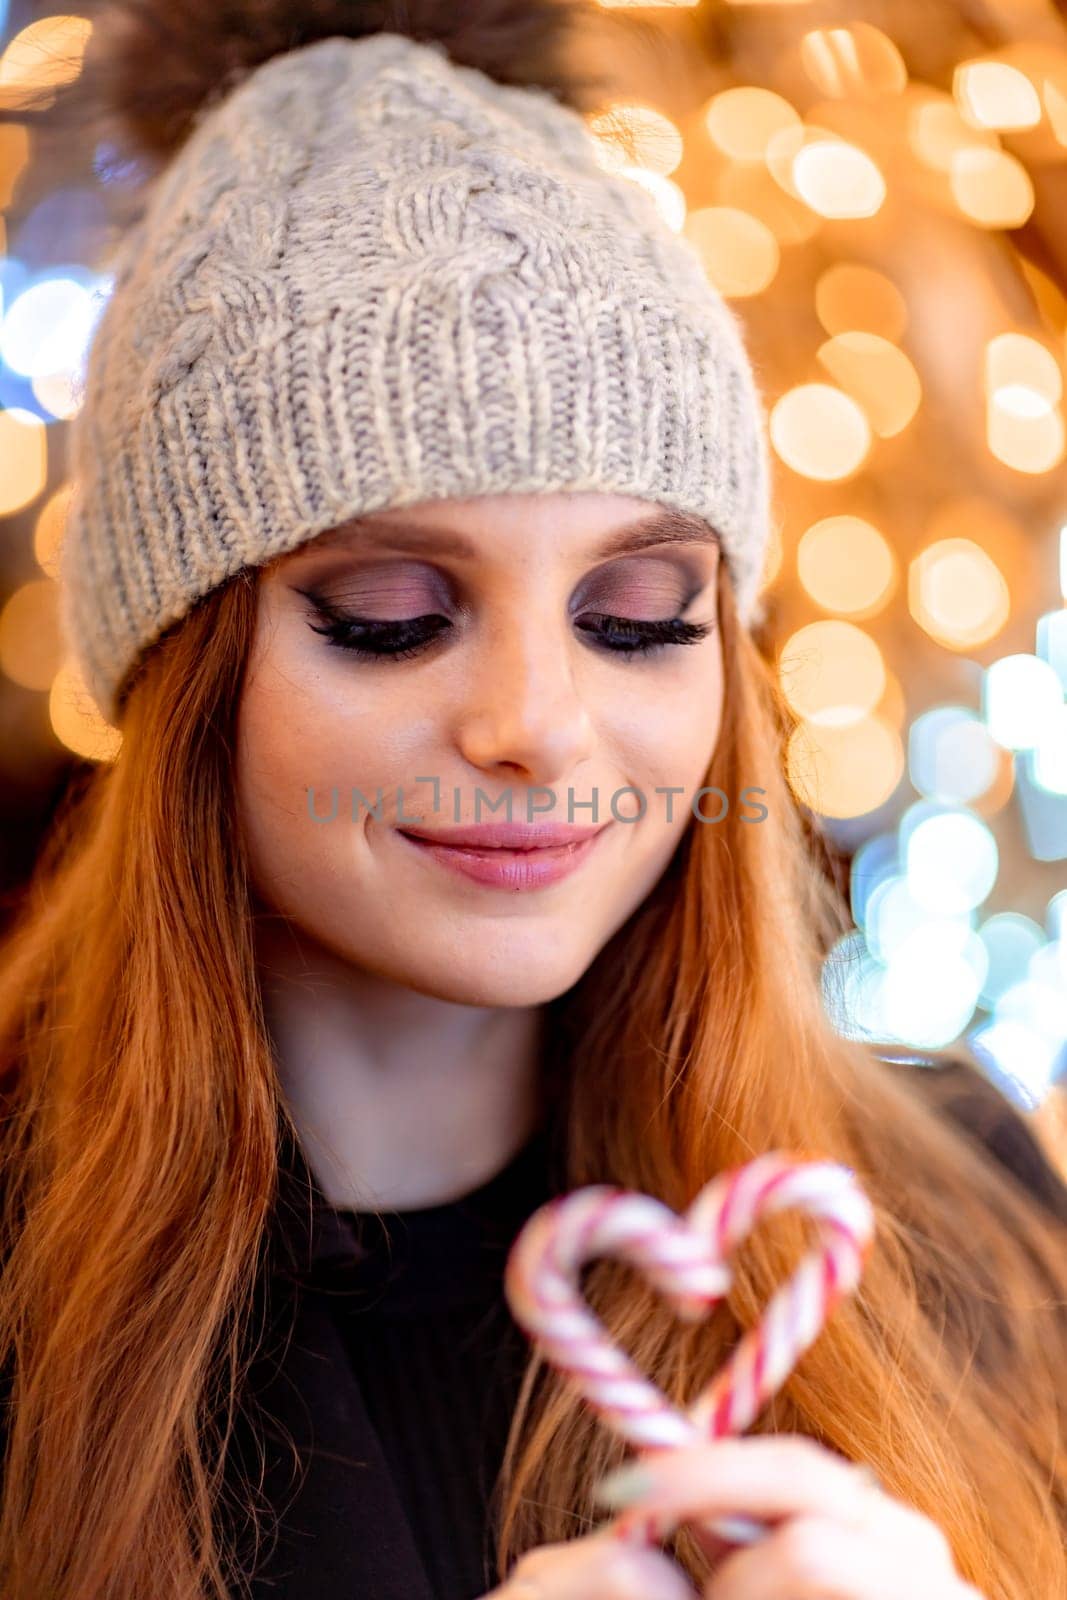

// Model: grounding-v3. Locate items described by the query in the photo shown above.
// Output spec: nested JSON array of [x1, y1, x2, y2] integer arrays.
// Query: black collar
[[267, 1117, 372, 1283]]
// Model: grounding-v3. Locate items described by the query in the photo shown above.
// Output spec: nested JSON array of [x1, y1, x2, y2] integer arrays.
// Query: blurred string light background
[[0, 1, 1064, 1146]]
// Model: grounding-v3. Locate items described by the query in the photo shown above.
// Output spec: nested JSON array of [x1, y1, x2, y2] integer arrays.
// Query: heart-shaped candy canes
[[503, 1152, 875, 1550]]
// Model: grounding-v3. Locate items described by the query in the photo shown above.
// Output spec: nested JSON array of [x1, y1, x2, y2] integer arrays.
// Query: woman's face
[[236, 492, 724, 1007]]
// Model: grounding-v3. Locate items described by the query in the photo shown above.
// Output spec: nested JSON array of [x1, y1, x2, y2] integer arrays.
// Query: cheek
[[233, 629, 442, 898], [234, 629, 367, 896], [607, 643, 725, 810], [234, 658, 312, 898]]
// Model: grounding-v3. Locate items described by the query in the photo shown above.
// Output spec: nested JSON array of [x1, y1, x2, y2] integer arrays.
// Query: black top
[[305, 1124, 556, 1599]]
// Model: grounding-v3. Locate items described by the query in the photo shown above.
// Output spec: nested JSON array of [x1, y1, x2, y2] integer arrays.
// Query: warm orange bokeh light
[[984, 333, 1063, 415], [950, 147, 1034, 226], [817, 332, 922, 437], [0, 15, 92, 110], [800, 23, 907, 99], [588, 103, 685, 177], [34, 484, 74, 578], [797, 515, 897, 617], [778, 619, 887, 726], [815, 263, 909, 341], [770, 384, 872, 480], [0, 579, 64, 692], [791, 138, 886, 218], [704, 86, 800, 162], [49, 661, 122, 762], [986, 401, 1066, 472], [684, 206, 780, 297], [0, 408, 48, 515], [909, 539, 1011, 648], [954, 59, 1042, 131], [786, 715, 904, 819]]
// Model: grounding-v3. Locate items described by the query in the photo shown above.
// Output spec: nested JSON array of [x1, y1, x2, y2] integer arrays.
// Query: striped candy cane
[[503, 1152, 875, 1551]]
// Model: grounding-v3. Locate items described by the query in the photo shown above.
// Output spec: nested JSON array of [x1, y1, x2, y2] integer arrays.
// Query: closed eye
[[300, 593, 714, 663]]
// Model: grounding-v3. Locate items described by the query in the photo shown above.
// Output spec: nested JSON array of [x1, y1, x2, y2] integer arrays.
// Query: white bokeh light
[[908, 705, 1000, 804], [904, 808, 999, 915], [881, 926, 983, 1047], [977, 913, 1046, 1008], [0, 276, 99, 379], [983, 653, 1064, 751]]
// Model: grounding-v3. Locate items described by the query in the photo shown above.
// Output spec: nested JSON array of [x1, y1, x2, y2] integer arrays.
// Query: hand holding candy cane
[[482, 1439, 986, 1600], [494, 1153, 986, 1600]]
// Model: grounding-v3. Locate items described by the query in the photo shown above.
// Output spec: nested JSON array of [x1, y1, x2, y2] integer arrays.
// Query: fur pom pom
[[57, 0, 619, 173]]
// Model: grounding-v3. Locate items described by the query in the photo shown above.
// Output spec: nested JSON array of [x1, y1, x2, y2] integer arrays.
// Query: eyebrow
[[303, 506, 721, 563]]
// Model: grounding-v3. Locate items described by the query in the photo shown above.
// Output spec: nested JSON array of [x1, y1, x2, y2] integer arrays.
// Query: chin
[[352, 943, 592, 1010]]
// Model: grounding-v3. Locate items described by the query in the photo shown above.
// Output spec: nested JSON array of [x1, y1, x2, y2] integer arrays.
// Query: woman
[[0, 3, 1065, 1598]]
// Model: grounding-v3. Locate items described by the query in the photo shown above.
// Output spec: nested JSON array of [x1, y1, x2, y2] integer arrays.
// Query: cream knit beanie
[[60, 27, 774, 726]]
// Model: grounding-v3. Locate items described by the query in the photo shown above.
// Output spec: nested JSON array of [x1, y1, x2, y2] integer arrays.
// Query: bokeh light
[[704, 86, 800, 162], [816, 331, 922, 438], [589, 103, 685, 177], [685, 206, 779, 297], [797, 515, 896, 617], [791, 138, 887, 219], [985, 332, 1062, 417], [903, 806, 999, 916], [814, 263, 909, 340], [977, 913, 1046, 1009], [909, 91, 1001, 172], [909, 539, 1011, 649], [986, 395, 1066, 472], [787, 715, 904, 819], [0, 407, 46, 515], [949, 147, 1034, 227], [769, 383, 872, 479], [1037, 607, 1067, 689], [800, 24, 907, 99], [49, 660, 122, 763], [1030, 705, 1067, 794], [983, 653, 1064, 750], [0, 276, 99, 378], [0, 577, 62, 690], [909, 707, 1002, 805], [34, 484, 72, 578], [0, 15, 92, 110], [954, 60, 1043, 131], [779, 619, 887, 726]]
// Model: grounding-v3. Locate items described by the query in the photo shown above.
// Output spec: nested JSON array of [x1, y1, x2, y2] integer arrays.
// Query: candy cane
[[503, 1152, 875, 1550]]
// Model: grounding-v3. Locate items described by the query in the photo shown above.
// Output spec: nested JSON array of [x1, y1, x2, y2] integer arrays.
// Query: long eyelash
[[307, 612, 451, 660], [576, 614, 714, 657], [301, 593, 714, 663], [299, 589, 451, 660]]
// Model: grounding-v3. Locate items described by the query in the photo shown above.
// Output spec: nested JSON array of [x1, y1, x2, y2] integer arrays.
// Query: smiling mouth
[[398, 835, 592, 857], [395, 821, 607, 850], [394, 825, 609, 889]]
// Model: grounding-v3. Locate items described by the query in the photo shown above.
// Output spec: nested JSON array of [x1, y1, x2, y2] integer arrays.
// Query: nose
[[454, 606, 597, 789]]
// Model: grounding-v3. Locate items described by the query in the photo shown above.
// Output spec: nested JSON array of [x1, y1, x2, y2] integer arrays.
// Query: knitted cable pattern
[[59, 31, 774, 725]]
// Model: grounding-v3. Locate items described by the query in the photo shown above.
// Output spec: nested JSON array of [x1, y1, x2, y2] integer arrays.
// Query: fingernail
[[593, 1461, 658, 1508]]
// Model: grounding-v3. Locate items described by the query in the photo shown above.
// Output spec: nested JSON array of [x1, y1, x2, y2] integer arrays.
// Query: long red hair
[[0, 556, 1064, 1598]]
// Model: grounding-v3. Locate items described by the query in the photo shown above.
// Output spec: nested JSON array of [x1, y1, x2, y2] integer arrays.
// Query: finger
[[602, 1437, 882, 1535], [497, 1530, 697, 1600], [703, 1513, 903, 1600], [684, 1520, 737, 1571]]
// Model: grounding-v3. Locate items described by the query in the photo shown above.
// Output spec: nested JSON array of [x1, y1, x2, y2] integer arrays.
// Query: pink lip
[[395, 820, 610, 890], [397, 821, 605, 849]]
